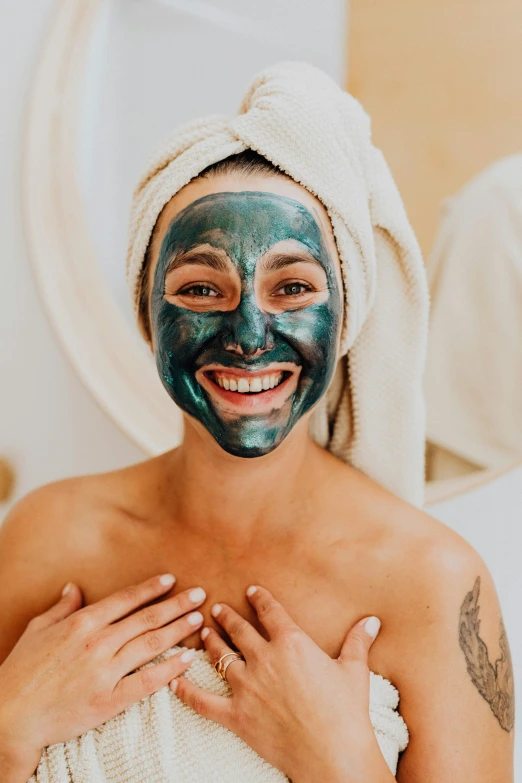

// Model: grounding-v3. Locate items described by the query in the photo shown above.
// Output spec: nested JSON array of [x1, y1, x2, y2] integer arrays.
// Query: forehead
[[158, 191, 327, 262], [149, 174, 340, 276]]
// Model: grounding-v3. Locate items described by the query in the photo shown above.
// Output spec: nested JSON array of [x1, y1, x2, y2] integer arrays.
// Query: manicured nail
[[246, 585, 257, 597], [159, 574, 176, 587], [62, 582, 72, 596], [201, 627, 210, 640], [364, 616, 381, 639], [169, 679, 178, 692], [211, 604, 222, 617], [187, 611, 204, 626], [180, 649, 195, 663], [189, 587, 206, 603]]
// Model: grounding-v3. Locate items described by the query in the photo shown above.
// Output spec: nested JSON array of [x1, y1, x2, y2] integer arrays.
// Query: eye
[[273, 281, 314, 297], [177, 284, 221, 298]]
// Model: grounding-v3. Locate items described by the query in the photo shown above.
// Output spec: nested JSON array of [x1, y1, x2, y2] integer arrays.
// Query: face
[[149, 176, 343, 458]]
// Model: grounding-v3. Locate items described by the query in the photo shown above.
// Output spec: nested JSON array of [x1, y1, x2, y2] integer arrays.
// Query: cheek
[[154, 303, 222, 365], [273, 302, 340, 367]]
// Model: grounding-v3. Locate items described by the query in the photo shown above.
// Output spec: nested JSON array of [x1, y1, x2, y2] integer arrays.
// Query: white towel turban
[[126, 61, 429, 506]]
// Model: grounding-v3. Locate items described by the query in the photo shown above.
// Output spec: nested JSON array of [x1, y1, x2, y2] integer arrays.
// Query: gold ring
[[215, 651, 244, 681]]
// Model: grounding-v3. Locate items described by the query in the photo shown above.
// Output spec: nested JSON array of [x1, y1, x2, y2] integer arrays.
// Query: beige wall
[[347, 0, 522, 254]]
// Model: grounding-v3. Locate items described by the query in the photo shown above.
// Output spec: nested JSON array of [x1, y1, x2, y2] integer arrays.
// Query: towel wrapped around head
[[126, 61, 429, 506]]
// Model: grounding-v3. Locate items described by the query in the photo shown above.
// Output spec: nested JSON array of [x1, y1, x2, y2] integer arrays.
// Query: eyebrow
[[259, 248, 325, 272], [165, 245, 231, 275]]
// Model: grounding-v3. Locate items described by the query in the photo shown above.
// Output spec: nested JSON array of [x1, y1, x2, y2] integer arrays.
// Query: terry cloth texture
[[30, 647, 409, 782], [425, 152, 522, 473], [126, 61, 429, 506]]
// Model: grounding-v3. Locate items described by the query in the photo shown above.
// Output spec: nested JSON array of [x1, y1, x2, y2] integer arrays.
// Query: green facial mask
[[150, 191, 342, 457]]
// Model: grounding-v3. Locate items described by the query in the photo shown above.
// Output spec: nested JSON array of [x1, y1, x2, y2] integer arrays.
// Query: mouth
[[195, 363, 300, 416], [209, 369, 290, 393]]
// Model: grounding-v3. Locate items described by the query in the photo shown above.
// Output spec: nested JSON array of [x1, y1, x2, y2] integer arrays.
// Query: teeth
[[213, 372, 284, 393]]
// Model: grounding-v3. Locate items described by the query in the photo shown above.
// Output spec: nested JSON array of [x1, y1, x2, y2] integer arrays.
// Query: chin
[[213, 428, 288, 459]]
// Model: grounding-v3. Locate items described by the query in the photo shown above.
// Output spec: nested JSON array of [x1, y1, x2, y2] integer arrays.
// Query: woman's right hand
[[0, 574, 206, 780]]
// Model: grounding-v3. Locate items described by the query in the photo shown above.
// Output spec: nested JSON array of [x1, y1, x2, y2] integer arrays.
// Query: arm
[[0, 484, 209, 780], [0, 481, 80, 663], [393, 536, 514, 782]]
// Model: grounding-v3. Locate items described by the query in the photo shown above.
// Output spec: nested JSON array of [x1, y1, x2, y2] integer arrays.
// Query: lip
[[195, 362, 301, 416]]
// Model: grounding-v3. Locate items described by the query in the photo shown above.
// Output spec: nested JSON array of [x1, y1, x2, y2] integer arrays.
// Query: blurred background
[[2, 0, 522, 510], [2, 0, 522, 507], [1, 0, 346, 508]]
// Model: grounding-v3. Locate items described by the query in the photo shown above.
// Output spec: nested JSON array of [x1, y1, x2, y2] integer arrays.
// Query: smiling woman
[[146, 173, 342, 458], [0, 62, 514, 783]]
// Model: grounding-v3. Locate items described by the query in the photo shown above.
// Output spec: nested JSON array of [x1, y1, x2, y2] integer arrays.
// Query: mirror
[[23, 0, 346, 456]]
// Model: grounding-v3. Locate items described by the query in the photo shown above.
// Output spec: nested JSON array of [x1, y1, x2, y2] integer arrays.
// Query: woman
[[0, 63, 514, 782]]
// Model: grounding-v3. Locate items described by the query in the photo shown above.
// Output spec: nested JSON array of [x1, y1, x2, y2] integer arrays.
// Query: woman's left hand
[[170, 586, 394, 783]]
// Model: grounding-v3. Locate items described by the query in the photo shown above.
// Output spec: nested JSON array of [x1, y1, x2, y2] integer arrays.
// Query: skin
[[0, 174, 514, 782]]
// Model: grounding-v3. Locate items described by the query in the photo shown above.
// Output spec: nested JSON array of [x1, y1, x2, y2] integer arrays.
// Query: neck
[[163, 417, 326, 545]]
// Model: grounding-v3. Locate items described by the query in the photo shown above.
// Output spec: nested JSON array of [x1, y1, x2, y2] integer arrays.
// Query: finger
[[245, 585, 297, 639], [34, 582, 84, 628], [170, 676, 233, 729], [81, 573, 177, 628], [114, 610, 205, 673], [109, 587, 206, 651], [201, 626, 246, 687], [114, 648, 197, 710], [339, 616, 381, 665], [211, 602, 264, 656]]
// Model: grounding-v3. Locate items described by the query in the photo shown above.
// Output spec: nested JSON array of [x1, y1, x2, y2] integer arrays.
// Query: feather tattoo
[[459, 576, 514, 732]]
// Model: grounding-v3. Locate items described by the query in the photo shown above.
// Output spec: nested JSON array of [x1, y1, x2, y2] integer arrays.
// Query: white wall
[[0, 0, 145, 519]]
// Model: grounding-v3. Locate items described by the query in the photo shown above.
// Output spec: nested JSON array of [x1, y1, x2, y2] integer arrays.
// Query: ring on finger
[[215, 651, 244, 681]]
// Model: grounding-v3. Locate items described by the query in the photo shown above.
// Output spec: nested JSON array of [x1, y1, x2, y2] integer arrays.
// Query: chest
[[79, 521, 391, 665]]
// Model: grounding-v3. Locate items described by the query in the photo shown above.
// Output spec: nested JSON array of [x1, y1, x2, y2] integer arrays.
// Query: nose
[[221, 296, 274, 357]]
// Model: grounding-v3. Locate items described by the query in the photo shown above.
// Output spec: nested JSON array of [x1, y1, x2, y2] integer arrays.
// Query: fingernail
[[180, 649, 195, 663], [211, 603, 222, 617], [201, 627, 210, 640], [159, 574, 176, 587], [189, 587, 206, 603], [169, 679, 178, 692], [246, 585, 257, 597], [364, 616, 381, 639], [187, 611, 204, 626], [62, 582, 72, 596]]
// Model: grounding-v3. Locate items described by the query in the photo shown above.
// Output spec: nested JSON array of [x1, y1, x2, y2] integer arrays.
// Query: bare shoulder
[[373, 494, 514, 770], [321, 464, 513, 777], [389, 498, 500, 633], [366, 484, 502, 660], [328, 460, 494, 612], [331, 465, 505, 689], [0, 458, 160, 662]]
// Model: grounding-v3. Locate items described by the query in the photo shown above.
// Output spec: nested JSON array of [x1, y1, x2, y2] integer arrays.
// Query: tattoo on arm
[[458, 576, 515, 732]]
